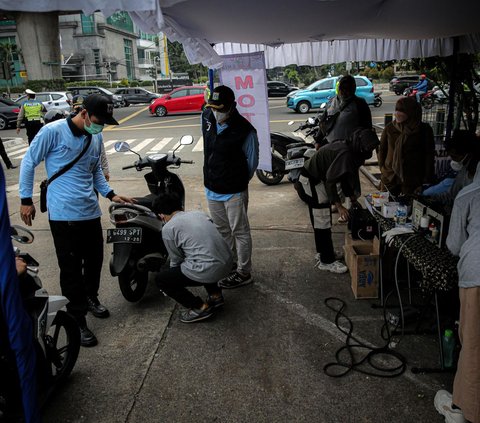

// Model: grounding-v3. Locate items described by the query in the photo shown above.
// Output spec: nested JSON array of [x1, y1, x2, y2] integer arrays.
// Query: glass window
[[355, 78, 367, 87], [317, 80, 333, 90], [189, 89, 204, 95], [93, 49, 101, 75], [36, 94, 49, 102], [116, 89, 124, 94], [80, 14, 95, 34], [52, 94, 63, 100], [107, 12, 134, 33], [170, 90, 187, 99], [123, 39, 134, 80]]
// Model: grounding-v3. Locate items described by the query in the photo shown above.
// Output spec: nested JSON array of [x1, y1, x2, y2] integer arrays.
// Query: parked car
[[286, 76, 375, 113], [389, 75, 434, 95], [267, 81, 299, 97], [0, 97, 20, 130], [149, 85, 206, 117], [114, 88, 159, 106], [67, 86, 123, 107], [14, 91, 73, 112]]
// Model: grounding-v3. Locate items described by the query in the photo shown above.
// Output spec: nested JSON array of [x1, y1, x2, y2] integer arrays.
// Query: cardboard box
[[343, 233, 373, 272], [347, 237, 380, 299]]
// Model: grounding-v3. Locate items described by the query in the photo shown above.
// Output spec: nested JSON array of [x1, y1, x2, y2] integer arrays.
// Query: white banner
[[218, 52, 271, 171]]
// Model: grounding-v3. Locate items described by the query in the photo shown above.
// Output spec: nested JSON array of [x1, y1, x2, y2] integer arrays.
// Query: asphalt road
[[4, 90, 451, 423]]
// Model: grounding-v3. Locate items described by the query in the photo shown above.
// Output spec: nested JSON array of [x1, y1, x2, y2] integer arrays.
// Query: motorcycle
[[403, 86, 435, 109], [108, 135, 194, 302], [373, 92, 383, 108], [431, 85, 448, 104], [0, 226, 80, 420], [256, 118, 318, 185]]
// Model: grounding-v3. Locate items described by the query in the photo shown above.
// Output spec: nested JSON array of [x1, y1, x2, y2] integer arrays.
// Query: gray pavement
[[5, 167, 452, 423]]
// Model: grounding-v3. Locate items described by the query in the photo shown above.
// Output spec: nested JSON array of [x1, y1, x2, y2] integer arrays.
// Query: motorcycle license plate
[[285, 157, 305, 170], [106, 228, 142, 244]]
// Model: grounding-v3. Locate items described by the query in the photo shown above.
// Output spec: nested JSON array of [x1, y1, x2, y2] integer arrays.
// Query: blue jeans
[[415, 90, 426, 103]]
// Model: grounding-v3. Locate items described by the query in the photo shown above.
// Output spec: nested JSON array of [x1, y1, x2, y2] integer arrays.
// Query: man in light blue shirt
[[19, 94, 133, 347], [412, 74, 428, 103], [202, 86, 259, 289]]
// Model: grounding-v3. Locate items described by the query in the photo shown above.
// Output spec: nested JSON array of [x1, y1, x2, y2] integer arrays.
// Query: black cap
[[206, 85, 235, 111], [83, 94, 119, 125]]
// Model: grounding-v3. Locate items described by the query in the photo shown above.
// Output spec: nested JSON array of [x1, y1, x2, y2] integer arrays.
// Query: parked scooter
[[108, 135, 194, 302], [256, 118, 318, 185], [373, 92, 383, 108], [0, 226, 80, 420]]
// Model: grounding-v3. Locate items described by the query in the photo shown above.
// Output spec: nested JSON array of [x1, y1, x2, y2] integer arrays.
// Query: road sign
[[19, 71, 27, 78]]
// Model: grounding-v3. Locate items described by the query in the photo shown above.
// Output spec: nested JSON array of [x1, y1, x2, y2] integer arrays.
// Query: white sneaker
[[434, 390, 467, 423], [314, 252, 344, 267], [316, 260, 348, 274]]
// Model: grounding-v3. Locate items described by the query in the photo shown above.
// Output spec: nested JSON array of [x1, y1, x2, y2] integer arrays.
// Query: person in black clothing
[[315, 75, 372, 149], [301, 128, 379, 273], [0, 138, 16, 169]]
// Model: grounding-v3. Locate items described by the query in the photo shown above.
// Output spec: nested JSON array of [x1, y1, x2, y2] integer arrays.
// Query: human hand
[[20, 204, 36, 226], [104, 172, 110, 182], [111, 195, 136, 204], [15, 257, 27, 276], [337, 204, 349, 221], [16, 128, 20, 134]]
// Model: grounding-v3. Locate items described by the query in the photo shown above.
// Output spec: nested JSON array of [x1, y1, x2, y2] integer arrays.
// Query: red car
[[149, 85, 206, 117]]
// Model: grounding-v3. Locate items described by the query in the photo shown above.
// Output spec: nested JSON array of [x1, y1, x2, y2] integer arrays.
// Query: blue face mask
[[85, 114, 104, 135]]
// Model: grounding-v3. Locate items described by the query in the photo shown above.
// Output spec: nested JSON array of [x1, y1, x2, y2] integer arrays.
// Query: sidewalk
[[7, 173, 450, 423]]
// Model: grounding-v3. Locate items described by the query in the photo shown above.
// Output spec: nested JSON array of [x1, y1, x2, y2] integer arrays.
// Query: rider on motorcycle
[[411, 74, 428, 103]]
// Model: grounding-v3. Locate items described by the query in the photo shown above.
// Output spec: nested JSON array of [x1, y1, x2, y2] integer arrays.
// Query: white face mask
[[450, 154, 468, 172], [213, 110, 229, 124], [395, 111, 408, 123], [450, 160, 463, 172]]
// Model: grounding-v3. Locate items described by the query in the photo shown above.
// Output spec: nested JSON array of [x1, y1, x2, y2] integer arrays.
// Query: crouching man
[[153, 192, 233, 323]]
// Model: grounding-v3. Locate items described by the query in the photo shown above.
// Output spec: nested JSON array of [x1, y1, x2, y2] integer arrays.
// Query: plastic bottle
[[395, 205, 408, 226], [442, 329, 455, 368]]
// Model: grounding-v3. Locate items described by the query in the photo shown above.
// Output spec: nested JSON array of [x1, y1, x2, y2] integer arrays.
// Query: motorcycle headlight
[[113, 95, 122, 101]]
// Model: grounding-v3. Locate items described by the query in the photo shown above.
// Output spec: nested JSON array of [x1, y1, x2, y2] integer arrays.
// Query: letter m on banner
[[219, 52, 271, 171]]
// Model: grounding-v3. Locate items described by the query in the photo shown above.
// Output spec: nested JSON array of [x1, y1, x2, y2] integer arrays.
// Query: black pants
[[307, 205, 335, 264], [25, 121, 43, 145], [0, 138, 12, 168], [155, 266, 221, 309], [49, 218, 104, 324]]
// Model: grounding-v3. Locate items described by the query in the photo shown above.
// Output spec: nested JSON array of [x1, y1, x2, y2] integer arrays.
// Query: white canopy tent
[[1, 0, 480, 67]]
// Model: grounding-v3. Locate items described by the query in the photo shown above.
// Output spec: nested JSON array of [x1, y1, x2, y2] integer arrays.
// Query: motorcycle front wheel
[[421, 97, 434, 110], [118, 267, 148, 302], [373, 98, 382, 108], [256, 169, 284, 185], [45, 310, 80, 384]]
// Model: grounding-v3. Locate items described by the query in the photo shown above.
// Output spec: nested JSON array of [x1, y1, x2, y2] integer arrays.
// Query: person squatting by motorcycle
[[314, 75, 372, 149], [201, 85, 259, 289], [153, 192, 233, 323], [300, 128, 380, 274], [18, 94, 134, 347]]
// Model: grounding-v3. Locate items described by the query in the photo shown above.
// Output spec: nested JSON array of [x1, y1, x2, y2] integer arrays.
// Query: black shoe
[[87, 297, 110, 318], [7, 165, 17, 169], [79, 325, 98, 347]]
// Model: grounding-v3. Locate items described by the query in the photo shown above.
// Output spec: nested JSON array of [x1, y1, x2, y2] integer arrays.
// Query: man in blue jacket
[[412, 74, 428, 103], [0, 166, 41, 423], [18, 94, 134, 347]]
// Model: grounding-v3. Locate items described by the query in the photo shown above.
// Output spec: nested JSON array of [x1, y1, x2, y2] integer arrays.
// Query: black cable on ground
[[323, 297, 407, 378]]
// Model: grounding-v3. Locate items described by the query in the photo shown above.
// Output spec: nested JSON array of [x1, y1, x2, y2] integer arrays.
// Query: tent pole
[[445, 37, 459, 140], [208, 68, 214, 91]]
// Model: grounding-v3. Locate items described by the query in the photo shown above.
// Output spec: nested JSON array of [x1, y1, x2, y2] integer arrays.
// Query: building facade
[[0, 12, 166, 87]]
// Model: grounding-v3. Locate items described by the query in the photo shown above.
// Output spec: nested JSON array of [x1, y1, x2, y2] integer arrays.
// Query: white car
[[15, 91, 73, 112]]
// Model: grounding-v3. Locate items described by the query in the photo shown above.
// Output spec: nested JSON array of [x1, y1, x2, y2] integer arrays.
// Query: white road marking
[[146, 138, 173, 153], [192, 136, 204, 152], [125, 138, 156, 155]]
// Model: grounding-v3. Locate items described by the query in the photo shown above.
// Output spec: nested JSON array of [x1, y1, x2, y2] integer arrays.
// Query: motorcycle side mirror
[[287, 121, 295, 126], [320, 102, 327, 109], [307, 117, 316, 125], [114, 142, 131, 153], [10, 225, 34, 244], [180, 135, 194, 145]]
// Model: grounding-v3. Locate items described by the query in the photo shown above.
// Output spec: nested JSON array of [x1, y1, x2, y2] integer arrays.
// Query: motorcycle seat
[[133, 194, 158, 210]]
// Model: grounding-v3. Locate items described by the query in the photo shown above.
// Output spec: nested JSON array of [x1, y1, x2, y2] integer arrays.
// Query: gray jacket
[[161, 211, 233, 283], [446, 162, 480, 288]]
